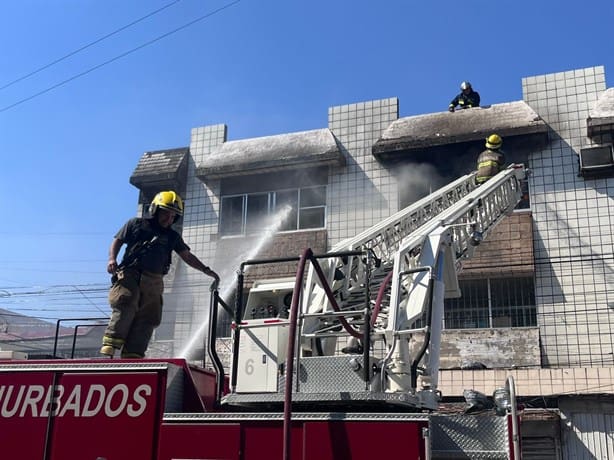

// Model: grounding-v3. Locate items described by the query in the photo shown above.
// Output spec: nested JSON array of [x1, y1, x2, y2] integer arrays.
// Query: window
[[220, 185, 326, 236], [245, 193, 269, 233], [220, 195, 244, 235], [275, 190, 298, 231], [444, 276, 536, 329], [299, 186, 326, 229]]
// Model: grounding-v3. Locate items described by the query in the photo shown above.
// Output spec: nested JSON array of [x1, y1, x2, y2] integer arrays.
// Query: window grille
[[444, 276, 536, 329]]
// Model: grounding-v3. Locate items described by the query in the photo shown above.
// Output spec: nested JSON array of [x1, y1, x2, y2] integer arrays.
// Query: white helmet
[[460, 81, 472, 91]]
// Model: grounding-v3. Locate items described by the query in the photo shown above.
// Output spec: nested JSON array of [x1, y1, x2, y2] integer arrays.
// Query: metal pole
[[230, 271, 244, 392], [508, 375, 521, 460], [52, 320, 61, 358], [362, 250, 371, 387], [208, 287, 226, 405], [282, 248, 312, 460]]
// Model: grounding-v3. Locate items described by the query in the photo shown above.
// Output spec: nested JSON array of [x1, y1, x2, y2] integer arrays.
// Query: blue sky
[[0, 0, 613, 322]]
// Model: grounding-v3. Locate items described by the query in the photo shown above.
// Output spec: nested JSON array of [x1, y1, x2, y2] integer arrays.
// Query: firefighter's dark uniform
[[103, 217, 188, 357], [449, 90, 481, 111]]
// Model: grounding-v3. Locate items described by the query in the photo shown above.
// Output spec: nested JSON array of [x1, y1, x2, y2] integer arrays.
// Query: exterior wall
[[523, 66, 614, 367], [438, 367, 614, 398], [327, 98, 400, 246], [438, 328, 541, 369], [462, 211, 534, 278], [559, 398, 614, 459]]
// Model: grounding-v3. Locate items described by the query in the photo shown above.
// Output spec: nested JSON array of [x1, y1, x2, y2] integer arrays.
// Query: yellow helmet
[[485, 134, 503, 149], [149, 191, 184, 218]]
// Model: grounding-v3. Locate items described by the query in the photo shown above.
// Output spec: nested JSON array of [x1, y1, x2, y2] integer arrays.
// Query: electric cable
[[0, 0, 181, 92], [0, 0, 241, 113]]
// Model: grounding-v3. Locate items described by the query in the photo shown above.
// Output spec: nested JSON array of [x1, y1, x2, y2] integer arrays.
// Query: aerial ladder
[[223, 164, 527, 411]]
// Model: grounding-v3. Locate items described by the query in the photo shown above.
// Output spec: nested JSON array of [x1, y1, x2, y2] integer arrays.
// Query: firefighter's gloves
[[204, 266, 220, 291], [107, 259, 118, 274]]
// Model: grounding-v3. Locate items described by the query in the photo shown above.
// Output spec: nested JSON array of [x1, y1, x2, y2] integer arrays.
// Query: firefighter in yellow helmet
[[476, 134, 505, 184], [100, 191, 219, 358]]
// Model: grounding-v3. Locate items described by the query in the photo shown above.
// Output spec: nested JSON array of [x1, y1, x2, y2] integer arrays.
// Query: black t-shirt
[[115, 217, 189, 274]]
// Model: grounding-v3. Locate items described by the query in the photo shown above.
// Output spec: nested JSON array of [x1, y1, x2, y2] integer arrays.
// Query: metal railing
[[52, 317, 108, 359]]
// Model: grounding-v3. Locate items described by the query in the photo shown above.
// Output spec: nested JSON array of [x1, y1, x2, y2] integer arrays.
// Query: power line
[[0, 0, 241, 113], [2, 260, 104, 264], [71, 284, 109, 316], [0, 231, 110, 236], [0, 0, 181, 92]]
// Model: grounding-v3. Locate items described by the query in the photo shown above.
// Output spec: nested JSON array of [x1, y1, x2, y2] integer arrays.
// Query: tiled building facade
[[523, 67, 614, 368], [128, 65, 614, 458]]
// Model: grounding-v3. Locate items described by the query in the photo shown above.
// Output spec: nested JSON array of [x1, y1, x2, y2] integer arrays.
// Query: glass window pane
[[444, 279, 489, 329], [275, 190, 298, 231], [300, 186, 326, 207], [298, 207, 325, 229], [245, 193, 269, 233], [220, 196, 244, 235]]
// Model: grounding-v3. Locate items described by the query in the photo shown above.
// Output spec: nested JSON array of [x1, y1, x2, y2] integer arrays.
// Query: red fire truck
[[0, 165, 526, 460]]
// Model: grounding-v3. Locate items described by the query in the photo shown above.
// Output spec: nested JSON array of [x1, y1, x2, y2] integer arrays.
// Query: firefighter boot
[[100, 336, 124, 358], [121, 351, 145, 359], [99, 345, 115, 357]]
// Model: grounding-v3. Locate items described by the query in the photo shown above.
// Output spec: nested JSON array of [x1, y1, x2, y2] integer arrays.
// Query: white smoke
[[397, 163, 447, 207]]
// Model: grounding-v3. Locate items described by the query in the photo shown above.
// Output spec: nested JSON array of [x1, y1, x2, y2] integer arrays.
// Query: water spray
[[176, 205, 292, 360]]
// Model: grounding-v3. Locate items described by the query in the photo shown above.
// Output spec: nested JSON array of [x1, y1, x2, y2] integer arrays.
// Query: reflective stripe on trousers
[[104, 269, 164, 356]]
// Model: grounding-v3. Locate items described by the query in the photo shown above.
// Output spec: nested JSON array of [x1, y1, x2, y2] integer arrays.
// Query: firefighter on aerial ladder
[[476, 134, 505, 184], [100, 191, 219, 358]]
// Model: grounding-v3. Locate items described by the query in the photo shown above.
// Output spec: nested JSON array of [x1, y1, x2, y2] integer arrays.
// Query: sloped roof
[[130, 147, 189, 197], [587, 88, 614, 137], [196, 128, 345, 180], [0, 307, 72, 340], [372, 101, 548, 160], [0, 308, 105, 358]]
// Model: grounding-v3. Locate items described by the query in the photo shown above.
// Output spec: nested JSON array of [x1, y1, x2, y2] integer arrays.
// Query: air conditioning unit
[[579, 144, 614, 178]]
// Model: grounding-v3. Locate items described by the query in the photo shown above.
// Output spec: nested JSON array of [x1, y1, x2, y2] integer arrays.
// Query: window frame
[[219, 184, 327, 236]]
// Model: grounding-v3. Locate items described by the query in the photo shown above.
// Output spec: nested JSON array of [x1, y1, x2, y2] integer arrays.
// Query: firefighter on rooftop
[[449, 81, 481, 112], [100, 190, 220, 359]]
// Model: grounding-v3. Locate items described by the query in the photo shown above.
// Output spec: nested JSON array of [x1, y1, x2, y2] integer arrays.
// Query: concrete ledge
[[437, 367, 614, 398]]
